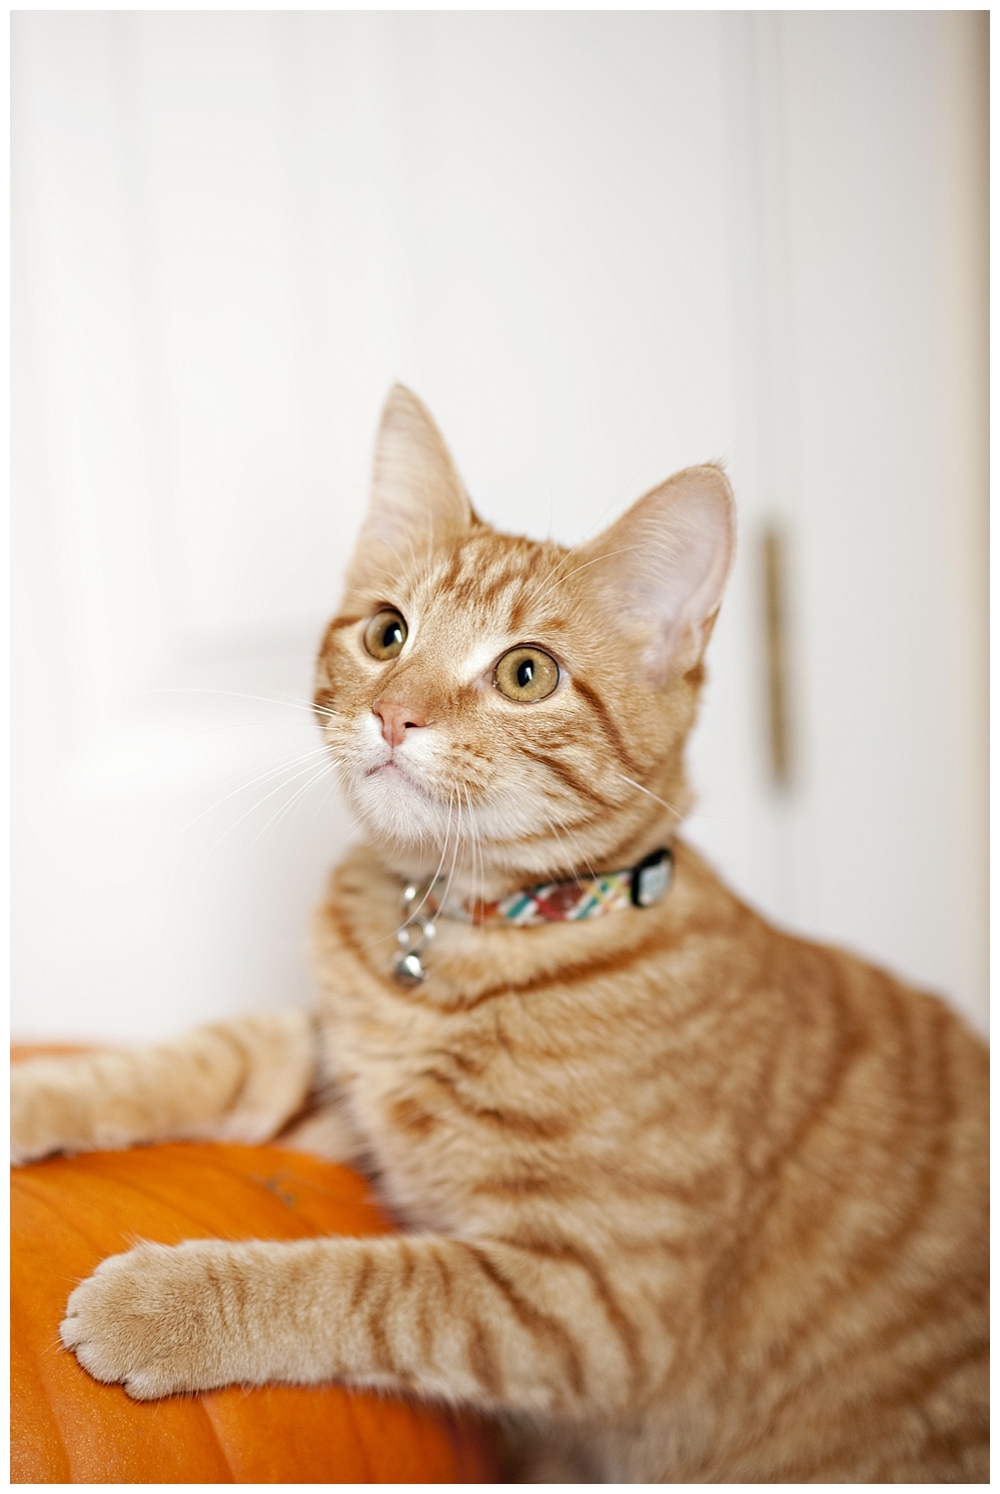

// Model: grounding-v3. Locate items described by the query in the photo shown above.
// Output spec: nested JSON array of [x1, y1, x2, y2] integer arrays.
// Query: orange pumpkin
[[11, 1139, 500, 1483]]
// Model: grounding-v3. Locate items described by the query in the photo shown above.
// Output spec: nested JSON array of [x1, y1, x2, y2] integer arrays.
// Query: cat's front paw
[[61, 1240, 257, 1399]]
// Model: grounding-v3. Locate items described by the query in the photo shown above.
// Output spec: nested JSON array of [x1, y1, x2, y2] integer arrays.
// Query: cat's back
[[618, 844, 989, 1480], [683, 851, 987, 1478]]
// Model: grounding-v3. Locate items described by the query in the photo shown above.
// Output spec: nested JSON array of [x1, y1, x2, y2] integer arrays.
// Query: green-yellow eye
[[494, 646, 560, 702], [364, 609, 408, 660]]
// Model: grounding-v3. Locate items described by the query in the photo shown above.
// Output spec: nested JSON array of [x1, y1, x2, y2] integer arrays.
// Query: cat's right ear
[[346, 386, 475, 591]]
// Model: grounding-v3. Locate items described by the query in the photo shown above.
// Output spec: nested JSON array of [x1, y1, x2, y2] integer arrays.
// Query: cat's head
[[316, 386, 734, 898]]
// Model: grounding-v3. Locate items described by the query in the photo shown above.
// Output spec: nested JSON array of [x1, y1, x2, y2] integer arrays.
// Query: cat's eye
[[494, 646, 560, 702], [363, 609, 408, 660]]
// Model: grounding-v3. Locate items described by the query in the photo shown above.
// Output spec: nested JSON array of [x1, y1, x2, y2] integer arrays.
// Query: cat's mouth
[[366, 759, 407, 781], [364, 759, 434, 800]]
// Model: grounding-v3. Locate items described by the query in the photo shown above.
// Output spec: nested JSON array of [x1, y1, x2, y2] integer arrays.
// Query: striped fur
[[15, 388, 988, 1481]]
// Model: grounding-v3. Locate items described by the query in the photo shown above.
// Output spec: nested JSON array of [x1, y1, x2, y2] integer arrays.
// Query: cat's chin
[[345, 768, 559, 894], [347, 762, 453, 849]]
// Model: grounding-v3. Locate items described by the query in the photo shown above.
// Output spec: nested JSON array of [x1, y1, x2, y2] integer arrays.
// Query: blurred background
[[12, 12, 988, 1043]]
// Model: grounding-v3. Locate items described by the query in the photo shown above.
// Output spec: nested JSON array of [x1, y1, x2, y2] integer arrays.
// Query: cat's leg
[[60, 1233, 642, 1416], [10, 1011, 318, 1165]]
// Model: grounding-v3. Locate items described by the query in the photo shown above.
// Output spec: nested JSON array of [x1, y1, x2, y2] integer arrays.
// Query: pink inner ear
[[571, 464, 736, 681]]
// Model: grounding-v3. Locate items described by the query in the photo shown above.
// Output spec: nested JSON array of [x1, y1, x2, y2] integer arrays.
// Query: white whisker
[[148, 685, 338, 718], [250, 760, 336, 853], [186, 754, 342, 890], [462, 785, 484, 917], [616, 773, 684, 820], [438, 793, 464, 915], [166, 744, 337, 848], [541, 810, 601, 884], [403, 792, 455, 926]]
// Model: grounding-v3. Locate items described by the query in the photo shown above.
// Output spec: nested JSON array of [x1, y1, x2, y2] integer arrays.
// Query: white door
[[12, 12, 986, 1044]]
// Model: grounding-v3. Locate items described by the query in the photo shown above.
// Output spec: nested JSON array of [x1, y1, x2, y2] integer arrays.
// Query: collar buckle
[[630, 847, 674, 908]]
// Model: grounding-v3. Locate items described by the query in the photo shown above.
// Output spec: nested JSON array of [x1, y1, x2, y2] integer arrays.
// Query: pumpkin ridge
[[63, 1147, 313, 1246], [343, 1386, 375, 1482], [11, 1184, 84, 1481], [397, 1387, 458, 1482], [10, 1299, 73, 1482], [11, 1175, 106, 1306], [64, 1143, 390, 1246], [33, 1155, 234, 1249], [185, 1391, 238, 1485], [197, 1391, 253, 1484]]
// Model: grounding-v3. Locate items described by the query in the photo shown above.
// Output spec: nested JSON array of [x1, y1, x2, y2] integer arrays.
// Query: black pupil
[[383, 621, 402, 648], [517, 659, 534, 687]]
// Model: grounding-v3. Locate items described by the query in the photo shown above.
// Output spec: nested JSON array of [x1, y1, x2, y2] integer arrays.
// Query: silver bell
[[394, 882, 438, 984], [394, 951, 426, 986]]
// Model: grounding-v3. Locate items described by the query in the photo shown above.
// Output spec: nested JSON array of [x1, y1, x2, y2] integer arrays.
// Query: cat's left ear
[[347, 385, 476, 590], [572, 464, 736, 685]]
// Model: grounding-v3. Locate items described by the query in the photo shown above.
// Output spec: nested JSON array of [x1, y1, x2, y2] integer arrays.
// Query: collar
[[393, 847, 673, 986], [429, 846, 673, 926]]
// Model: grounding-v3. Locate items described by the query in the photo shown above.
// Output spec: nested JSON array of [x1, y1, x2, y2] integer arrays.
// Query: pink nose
[[374, 702, 427, 749]]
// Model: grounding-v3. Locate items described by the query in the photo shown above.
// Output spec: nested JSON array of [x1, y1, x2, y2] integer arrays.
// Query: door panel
[[12, 13, 986, 1041]]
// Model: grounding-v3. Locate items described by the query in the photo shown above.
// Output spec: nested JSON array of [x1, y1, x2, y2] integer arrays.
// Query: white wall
[[12, 13, 987, 1043]]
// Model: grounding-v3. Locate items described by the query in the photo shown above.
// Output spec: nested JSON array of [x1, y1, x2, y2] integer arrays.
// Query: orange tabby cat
[[11, 388, 988, 1481]]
